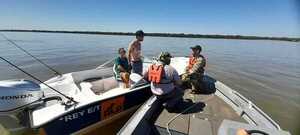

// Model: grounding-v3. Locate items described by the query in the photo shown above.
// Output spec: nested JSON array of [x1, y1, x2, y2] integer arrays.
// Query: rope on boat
[[166, 93, 214, 135]]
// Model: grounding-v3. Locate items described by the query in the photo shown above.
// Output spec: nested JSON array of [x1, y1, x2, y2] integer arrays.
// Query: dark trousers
[[156, 87, 184, 111], [131, 60, 143, 75]]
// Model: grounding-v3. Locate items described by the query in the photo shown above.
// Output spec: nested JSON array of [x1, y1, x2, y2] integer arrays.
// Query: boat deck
[[154, 77, 247, 135]]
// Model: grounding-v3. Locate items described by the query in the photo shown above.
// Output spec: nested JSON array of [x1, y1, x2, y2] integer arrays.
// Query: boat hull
[[35, 84, 151, 135]]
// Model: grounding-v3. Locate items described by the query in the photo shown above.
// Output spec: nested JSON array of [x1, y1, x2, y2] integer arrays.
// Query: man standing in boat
[[182, 45, 206, 94], [128, 30, 144, 75], [143, 52, 183, 111]]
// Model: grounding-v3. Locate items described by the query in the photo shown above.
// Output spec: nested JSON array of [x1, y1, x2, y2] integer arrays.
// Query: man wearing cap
[[182, 45, 206, 94], [128, 30, 144, 75], [143, 52, 183, 111]]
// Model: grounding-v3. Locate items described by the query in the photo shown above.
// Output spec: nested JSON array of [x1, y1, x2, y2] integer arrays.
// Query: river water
[[0, 32, 299, 134]]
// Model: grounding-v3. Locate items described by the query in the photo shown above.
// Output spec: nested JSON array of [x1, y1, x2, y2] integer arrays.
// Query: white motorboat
[[0, 58, 154, 135]]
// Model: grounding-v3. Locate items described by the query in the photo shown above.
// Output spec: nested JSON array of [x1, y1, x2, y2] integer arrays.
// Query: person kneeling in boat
[[181, 45, 206, 94], [114, 48, 131, 88], [143, 52, 183, 111]]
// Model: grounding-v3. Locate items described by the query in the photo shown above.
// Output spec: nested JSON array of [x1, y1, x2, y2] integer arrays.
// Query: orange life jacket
[[148, 64, 163, 83], [188, 55, 206, 70], [188, 56, 197, 70]]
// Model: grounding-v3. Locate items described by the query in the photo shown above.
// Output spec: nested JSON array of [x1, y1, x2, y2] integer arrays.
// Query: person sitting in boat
[[113, 48, 131, 88], [181, 45, 206, 94], [143, 52, 183, 111]]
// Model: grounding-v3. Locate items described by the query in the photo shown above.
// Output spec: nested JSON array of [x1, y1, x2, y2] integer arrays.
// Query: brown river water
[[0, 32, 299, 134]]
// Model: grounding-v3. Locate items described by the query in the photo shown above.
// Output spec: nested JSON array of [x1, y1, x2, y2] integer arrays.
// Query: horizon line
[[0, 29, 299, 42]]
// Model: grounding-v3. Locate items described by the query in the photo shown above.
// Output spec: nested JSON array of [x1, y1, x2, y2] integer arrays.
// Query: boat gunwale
[[118, 74, 288, 134], [214, 80, 282, 130]]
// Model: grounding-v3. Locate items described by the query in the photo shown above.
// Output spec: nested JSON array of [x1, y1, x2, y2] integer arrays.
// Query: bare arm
[[236, 129, 249, 135], [128, 42, 134, 63]]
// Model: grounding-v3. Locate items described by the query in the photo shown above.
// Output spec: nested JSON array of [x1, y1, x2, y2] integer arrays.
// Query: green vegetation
[[0, 29, 299, 42]]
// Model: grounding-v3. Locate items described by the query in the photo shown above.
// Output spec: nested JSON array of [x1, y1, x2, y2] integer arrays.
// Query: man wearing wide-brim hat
[[182, 45, 206, 94]]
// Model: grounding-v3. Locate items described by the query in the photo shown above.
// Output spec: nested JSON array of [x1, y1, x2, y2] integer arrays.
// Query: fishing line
[[0, 56, 77, 104], [0, 33, 62, 76]]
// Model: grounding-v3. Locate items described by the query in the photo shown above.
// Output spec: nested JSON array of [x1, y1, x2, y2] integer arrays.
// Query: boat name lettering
[[0, 94, 33, 100], [59, 105, 100, 122]]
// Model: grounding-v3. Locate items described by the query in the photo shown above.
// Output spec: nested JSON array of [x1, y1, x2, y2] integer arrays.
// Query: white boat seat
[[90, 77, 119, 95]]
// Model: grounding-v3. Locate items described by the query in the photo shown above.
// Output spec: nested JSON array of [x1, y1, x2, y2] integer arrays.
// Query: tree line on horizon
[[0, 29, 299, 42]]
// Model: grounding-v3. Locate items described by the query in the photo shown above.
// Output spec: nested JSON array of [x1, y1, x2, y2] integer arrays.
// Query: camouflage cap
[[158, 52, 172, 64], [159, 52, 173, 59]]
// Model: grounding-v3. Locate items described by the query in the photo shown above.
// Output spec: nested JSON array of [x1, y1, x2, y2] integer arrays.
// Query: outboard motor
[[0, 80, 43, 134]]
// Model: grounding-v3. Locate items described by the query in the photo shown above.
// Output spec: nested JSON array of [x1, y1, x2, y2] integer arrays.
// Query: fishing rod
[[0, 56, 77, 104], [0, 33, 62, 76]]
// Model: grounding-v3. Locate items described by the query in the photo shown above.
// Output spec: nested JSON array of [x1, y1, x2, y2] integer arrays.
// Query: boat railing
[[96, 58, 115, 69], [232, 91, 281, 130], [214, 80, 281, 130]]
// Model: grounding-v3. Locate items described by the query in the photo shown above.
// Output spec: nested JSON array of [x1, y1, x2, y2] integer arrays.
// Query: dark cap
[[158, 52, 172, 64], [159, 52, 173, 58], [190, 45, 202, 51], [135, 30, 144, 37]]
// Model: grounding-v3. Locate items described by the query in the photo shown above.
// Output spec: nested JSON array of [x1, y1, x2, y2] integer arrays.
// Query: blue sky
[[0, 0, 299, 37]]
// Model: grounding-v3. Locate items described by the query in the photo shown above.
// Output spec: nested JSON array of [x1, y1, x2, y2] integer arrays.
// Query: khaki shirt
[[189, 55, 206, 74]]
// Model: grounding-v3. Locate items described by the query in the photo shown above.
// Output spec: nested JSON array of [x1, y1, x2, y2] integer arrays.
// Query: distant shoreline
[[0, 29, 299, 42]]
